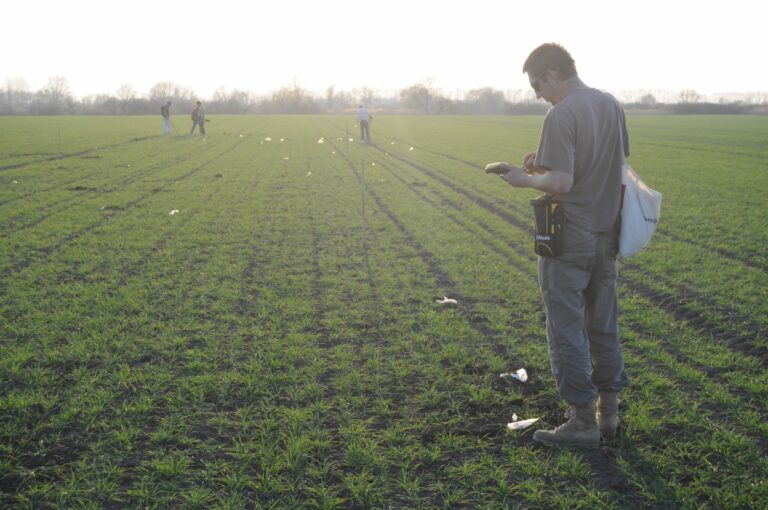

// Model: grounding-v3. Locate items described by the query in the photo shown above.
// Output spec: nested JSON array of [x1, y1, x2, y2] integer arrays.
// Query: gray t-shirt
[[536, 88, 629, 237]]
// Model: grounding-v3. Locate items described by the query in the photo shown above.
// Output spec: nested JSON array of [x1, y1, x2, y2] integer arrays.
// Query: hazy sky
[[3, 0, 765, 99]]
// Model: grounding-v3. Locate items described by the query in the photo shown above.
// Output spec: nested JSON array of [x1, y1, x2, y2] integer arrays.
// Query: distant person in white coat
[[356, 105, 372, 142], [161, 101, 172, 135]]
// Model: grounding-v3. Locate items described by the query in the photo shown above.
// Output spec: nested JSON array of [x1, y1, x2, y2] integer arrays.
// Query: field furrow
[[340, 122, 767, 345], [1, 115, 766, 509]]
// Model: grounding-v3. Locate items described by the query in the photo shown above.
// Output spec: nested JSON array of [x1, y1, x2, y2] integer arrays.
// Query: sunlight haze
[[3, 0, 766, 100]]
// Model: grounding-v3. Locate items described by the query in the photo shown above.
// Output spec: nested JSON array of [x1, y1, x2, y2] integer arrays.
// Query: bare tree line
[[2, 76, 767, 116]]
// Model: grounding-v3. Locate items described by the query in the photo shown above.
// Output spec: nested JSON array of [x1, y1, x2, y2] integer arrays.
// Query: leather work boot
[[533, 401, 600, 448], [596, 392, 620, 439]]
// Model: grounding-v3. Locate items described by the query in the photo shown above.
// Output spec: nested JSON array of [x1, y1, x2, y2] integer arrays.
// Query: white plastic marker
[[435, 296, 458, 305], [500, 368, 528, 383], [507, 417, 539, 431]]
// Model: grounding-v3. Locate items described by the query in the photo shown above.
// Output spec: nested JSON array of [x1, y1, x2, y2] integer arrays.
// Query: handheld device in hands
[[484, 162, 512, 175]]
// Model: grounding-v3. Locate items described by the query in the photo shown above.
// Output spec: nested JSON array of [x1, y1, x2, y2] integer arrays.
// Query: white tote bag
[[619, 163, 662, 257]]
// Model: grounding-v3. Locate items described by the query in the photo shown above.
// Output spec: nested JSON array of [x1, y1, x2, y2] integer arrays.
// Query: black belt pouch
[[530, 195, 564, 257]]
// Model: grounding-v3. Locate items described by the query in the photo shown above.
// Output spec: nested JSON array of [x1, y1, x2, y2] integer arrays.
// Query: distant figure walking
[[161, 101, 172, 135], [190, 101, 206, 136], [356, 104, 372, 142]]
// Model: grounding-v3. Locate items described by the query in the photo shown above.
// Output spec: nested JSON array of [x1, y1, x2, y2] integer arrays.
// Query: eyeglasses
[[530, 72, 548, 92]]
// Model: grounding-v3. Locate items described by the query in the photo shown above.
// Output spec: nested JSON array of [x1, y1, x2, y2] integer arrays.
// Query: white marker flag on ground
[[500, 368, 528, 382], [507, 417, 539, 431]]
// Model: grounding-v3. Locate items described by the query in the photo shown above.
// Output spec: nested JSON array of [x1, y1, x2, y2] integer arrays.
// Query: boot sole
[[534, 438, 600, 449]]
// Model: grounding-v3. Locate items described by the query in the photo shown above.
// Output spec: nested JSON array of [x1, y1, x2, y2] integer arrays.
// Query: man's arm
[[485, 162, 572, 194], [503, 166, 573, 194]]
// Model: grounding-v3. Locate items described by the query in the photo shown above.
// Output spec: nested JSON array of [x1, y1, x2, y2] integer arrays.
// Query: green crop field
[[1, 114, 766, 509]]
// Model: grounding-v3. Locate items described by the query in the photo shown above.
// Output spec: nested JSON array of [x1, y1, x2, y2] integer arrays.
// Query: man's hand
[[485, 162, 534, 187], [500, 165, 534, 187], [485, 161, 530, 181], [523, 152, 537, 170], [522, 152, 549, 174]]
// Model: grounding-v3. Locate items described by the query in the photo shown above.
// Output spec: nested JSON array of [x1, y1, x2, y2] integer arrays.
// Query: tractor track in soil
[[0, 137, 229, 235], [234, 144, 289, 321], [369, 140, 766, 392], [423, 181, 766, 389], [654, 226, 768, 274], [337, 135, 768, 415], [352, 134, 768, 458], [0, 138, 245, 280], [361, 140, 766, 367], [336, 121, 768, 350], [328, 122, 768, 356], [373, 128, 767, 275], [4, 152, 260, 499], [109, 137, 289, 496], [0, 135, 158, 172], [334, 132, 648, 507], [323, 131, 647, 502], [4, 119, 762, 507], [326, 131, 531, 374], [1, 169, 112, 208]]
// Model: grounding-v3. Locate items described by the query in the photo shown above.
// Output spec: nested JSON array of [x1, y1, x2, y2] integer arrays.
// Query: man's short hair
[[523, 43, 577, 80]]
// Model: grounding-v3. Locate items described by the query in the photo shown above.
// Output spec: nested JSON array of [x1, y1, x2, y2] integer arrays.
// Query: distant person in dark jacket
[[190, 101, 206, 136], [161, 101, 172, 135]]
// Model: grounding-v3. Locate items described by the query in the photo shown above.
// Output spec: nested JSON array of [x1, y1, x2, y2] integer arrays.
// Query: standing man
[[356, 104, 371, 143], [190, 100, 206, 136], [161, 101, 172, 135], [485, 43, 630, 448]]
